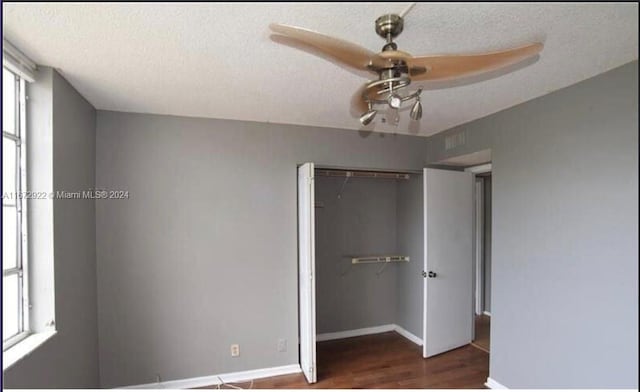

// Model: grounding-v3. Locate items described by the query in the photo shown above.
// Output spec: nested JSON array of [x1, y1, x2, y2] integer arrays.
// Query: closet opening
[[468, 164, 492, 354], [298, 162, 482, 385], [313, 166, 425, 382]]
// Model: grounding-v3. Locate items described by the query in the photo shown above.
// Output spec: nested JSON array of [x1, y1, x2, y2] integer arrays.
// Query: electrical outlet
[[230, 344, 240, 357], [277, 339, 287, 352]]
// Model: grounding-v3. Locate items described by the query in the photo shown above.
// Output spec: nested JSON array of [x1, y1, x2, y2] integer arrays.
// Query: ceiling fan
[[269, 5, 543, 126]]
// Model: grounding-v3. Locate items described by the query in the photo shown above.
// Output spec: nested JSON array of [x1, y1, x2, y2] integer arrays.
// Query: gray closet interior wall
[[315, 174, 424, 338], [315, 176, 399, 333]]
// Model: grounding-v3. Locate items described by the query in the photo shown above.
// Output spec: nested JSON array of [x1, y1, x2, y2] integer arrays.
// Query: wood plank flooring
[[202, 331, 489, 389], [471, 315, 490, 353]]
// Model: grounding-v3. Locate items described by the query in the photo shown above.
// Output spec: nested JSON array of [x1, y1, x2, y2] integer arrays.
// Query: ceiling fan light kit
[[359, 107, 378, 126], [270, 5, 543, 129]]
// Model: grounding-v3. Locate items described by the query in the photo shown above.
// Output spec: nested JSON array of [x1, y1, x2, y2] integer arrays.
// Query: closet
[[314, 168, 423, 341], [313, 167, 424, 380], [297, 163, 475, 384]]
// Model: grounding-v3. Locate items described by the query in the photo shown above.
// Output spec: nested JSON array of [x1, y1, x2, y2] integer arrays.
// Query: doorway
[[298, 163, 479, 384], [312, 166, 424, 382], [468, 164, 492, 354]]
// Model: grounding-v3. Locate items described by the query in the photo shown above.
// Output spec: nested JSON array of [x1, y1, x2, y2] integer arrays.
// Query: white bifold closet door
[[423, 168, 474, 358], [298, 162, 317, 383]]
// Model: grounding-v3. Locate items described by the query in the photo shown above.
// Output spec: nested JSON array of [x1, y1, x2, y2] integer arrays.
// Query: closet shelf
[[316, 169, 410, 180], [350, 255, 410, 264]]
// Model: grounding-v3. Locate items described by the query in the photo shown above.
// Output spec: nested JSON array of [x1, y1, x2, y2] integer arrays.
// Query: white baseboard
[[124, 324, 422, 389], [123, 364, 301, 389], [393, 324, 423, 346], [485, 377, 508, 389], [483, 311, 492, 317], [316, 324, 395, 342], [316, 324, 423, 346]]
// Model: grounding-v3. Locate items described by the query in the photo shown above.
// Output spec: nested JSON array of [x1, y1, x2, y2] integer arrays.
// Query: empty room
[[1, 2, 638, 390]]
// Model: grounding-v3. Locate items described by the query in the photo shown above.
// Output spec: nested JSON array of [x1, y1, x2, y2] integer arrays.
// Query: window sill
[[2, 330, 57, 371]]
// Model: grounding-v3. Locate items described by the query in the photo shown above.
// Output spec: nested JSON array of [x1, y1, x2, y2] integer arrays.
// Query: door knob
[[428, 271, 437, 278]]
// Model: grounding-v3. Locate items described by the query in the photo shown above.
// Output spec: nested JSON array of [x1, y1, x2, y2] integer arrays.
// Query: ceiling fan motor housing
[[375, 14, 404, 41]]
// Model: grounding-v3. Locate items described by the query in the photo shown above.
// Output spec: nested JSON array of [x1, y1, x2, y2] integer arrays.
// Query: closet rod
[[315, 169, 410, 180]]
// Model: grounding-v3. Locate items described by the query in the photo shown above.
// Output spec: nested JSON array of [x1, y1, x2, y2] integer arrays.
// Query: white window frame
[[3, 66, 30, 350]]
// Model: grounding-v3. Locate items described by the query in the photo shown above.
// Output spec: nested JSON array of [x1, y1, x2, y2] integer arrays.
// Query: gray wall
[[483, 175, 492, 313], [95, 112, 431, 387], [425, 61, 638, 388], [395, 175, 424, 338], [3, 69, 99, 388], [315, 176, 398, 333]]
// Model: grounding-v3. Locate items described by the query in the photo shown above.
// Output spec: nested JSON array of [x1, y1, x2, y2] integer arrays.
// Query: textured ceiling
[[2, 2, 638, 137]]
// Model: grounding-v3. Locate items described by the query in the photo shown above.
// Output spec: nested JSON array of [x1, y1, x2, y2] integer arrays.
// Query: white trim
[[19, 75, 31, 339], [2, 330, 57, 371], [393, 324, 423, 346], [122, 364, 301, 389], [485, 377, 508, 389], [316, 324, 395, 342], [315, 324, 423, 346], [483, 311, 492, 317], [298, 162, 317, 383], [2, 331, 30, 352], [474, 178, 485, 316], [2, 40, 36, 69], [422, 168, 428, 358], [3, 39, 36, 82], [465, 163, 492, 174]]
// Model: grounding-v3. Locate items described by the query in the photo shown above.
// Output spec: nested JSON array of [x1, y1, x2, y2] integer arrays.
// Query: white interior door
[[423, 168, 474, 358], [298, 162, 317, 383]]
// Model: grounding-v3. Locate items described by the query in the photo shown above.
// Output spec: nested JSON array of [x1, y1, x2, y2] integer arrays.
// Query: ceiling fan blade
[[407, 42, 543, 81], [350, 82, 369, 115], [376, 50, 413, 61], [269, 23, 385, 71]]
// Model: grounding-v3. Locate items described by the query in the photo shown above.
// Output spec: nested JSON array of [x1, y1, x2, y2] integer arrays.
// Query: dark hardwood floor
[[471, 315, 490, 353], [203, 331, 489, 389]]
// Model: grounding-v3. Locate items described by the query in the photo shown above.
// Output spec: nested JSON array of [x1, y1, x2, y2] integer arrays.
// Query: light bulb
[[388, 94, 402, 109]]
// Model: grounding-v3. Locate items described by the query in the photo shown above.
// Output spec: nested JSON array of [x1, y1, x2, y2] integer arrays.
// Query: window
[[3, 67, 29, 349]]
